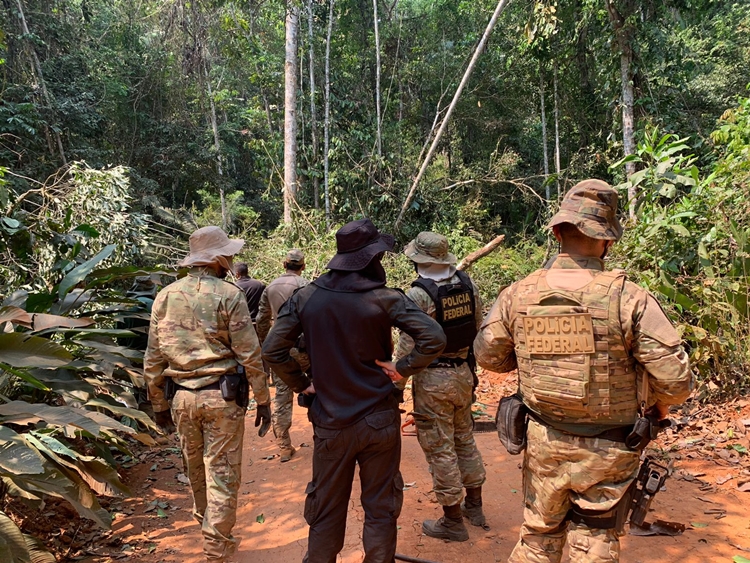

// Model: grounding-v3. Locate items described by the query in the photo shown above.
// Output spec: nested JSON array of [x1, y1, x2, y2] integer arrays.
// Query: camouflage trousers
[[172, 388, 245, 562], [412, 363, 485, 507], [508, 418, 640, 563], [271, 347, 309, 454]]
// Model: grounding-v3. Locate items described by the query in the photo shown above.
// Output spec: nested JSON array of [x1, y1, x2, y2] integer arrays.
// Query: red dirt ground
[[68, 372, 750, 563]]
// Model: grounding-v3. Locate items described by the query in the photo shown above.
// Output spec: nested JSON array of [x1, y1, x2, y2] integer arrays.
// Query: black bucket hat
[[326, 219, 395, 271]]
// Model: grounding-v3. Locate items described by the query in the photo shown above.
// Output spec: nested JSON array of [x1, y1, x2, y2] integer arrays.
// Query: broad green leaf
[[256, 513, 265, 524], [70, 224, 100, 238], [22, 535, 55, 563], [0, 333, 72, 368], [668, 224, 690, 237], [733, 556, 750, 563], [0, 511, 31, 563], [0, 402, 101, 436], [86, 399, 160, 432], [58, 244, 116, 299], [26, 433, 131, 497], [0, 427, 46, 476]]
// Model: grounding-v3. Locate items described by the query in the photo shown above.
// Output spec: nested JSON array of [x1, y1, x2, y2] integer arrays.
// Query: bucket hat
[[178, 226, 245, 267], [548, 179, 623, 241], [326, 219, 395, 271], [404, 232, 457, 265]]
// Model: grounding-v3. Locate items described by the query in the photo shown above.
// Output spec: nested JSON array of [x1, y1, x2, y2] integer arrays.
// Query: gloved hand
[[154, 410, 175, 435], [255, 404, 272, 437]]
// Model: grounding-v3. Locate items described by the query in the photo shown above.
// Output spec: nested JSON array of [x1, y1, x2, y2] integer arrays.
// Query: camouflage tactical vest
[[510, 268, 638, 425]]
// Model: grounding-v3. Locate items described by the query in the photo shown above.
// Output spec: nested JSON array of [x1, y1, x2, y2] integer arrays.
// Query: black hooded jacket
[[262, 269, 446, 428]]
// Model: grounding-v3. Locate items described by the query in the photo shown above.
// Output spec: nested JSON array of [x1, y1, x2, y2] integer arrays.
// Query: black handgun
[[630, 456, 669, 527]]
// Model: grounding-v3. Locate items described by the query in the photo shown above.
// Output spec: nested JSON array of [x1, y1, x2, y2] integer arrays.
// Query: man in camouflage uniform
[[396, 232, 486, 542], [144, 226, 272, 563], [256, 249, 310, 461], [475, 180, 693, 563]]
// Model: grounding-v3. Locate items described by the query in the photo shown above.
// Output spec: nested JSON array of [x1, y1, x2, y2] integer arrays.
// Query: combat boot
[[280, 446, 296, 463], [422, 504, 469, 542], [461, 486, 487, 527]]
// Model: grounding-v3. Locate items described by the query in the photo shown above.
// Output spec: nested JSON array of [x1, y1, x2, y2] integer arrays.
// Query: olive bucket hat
[[178, 226, 245, 267], [326, 219, 395, 271], [404, 232, 457, 265], [548, 179, 624, 241]]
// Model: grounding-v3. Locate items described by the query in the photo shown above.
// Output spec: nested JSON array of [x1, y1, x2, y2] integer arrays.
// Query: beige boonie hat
[[548, 179, 623, 241], [179, 226, 245, 267], [404, 232, 457, 265], [285, 248, 305, 266]]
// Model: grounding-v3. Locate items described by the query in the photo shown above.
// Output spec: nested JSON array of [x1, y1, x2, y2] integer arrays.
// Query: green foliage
[[611, 98, 750, 396]]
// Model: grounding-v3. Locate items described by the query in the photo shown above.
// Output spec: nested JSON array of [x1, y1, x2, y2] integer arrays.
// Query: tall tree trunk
[[307, 0, 320, 209], [606, 0, 637, 219], [204, 64, 227, 230], [619, 48, 636, 217], [553, 60, 561, 197], [394, 0, 512, 230], [323, 0, 336, 229], [15, 0, 66, 165], [284, 3, 300, 225], [373, 0, 382, 161], [539, 67, 550, 202]]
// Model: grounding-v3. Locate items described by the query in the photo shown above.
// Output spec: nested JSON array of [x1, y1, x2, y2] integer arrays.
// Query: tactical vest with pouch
[[412, 270, 476, 354], [511, 268, 638, 425]]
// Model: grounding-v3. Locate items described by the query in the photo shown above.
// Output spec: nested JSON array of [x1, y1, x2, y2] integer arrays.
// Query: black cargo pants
[[302, 406, 404, 563]]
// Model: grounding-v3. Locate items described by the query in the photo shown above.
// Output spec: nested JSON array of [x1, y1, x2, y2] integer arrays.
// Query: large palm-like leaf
[[0, 333, 72, 368], [0, 511, 31, 563]]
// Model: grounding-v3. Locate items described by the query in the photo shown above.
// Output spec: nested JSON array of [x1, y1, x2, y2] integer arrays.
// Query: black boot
[[461, 486, 487, 527], [422, 504, 469, 542]]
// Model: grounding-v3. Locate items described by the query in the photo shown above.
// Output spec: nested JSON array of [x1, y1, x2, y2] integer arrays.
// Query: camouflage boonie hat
[[548, 179, 623, 241], [404, 232, 457, 265], [179, 226, 245, 267], [285, 248, 305, 266]]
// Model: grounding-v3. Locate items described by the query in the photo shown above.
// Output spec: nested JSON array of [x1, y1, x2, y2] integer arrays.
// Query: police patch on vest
[[522, 314, 595, 354], [440, 290, 473, 322]]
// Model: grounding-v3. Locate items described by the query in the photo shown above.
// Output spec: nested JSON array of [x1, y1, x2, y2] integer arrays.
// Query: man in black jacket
[[262, 219, 446, 563]]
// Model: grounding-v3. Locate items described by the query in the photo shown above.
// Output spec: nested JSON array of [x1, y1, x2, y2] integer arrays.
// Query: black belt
[[428, 357, 466, 368], [175, 381, 221, 391], [528, 411, 633, 443]]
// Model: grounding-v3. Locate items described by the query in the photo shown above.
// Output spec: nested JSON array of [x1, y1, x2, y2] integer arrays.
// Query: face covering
[[417, 262, 455, 282]]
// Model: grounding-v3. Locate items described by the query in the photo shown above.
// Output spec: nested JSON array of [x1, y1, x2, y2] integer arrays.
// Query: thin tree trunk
[[323, 0, 335, 229], [539, 68, 550, 201], [394, 0, 512, 230], [284, 3, 300, 225], [606, 0, 637, 220], [553, 60, 561, 197], [307, 0, 320, 209], [15, 0, 66, 165], [204, 65, 227, 230], [373, 0, 382, 160], [620, 49, 636, 218]]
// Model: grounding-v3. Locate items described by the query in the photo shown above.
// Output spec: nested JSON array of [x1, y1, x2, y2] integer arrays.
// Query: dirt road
[[105, 395, 750, 563]]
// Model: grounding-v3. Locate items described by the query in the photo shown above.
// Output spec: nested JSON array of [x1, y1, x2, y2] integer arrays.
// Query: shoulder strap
[[411, 277, 440, 306]]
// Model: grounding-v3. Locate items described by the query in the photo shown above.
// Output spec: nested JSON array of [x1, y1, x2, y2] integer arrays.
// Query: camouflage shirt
[[144, 267, 270, 412], [256, 273, 309, 343], [475, 254, 692, 421]]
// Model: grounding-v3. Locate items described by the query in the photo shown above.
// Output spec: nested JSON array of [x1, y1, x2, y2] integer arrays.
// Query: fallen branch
[[457, 234, 505, 271]]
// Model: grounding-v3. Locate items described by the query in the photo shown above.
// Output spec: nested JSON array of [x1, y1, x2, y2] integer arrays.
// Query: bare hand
[[375, 359, 404, 382], [303, 382, 316, 395]]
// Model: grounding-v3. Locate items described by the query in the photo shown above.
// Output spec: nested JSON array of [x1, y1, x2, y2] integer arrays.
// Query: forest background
[[0, 0, 749, 558]]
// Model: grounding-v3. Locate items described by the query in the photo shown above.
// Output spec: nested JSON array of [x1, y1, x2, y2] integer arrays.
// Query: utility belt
[[495, 394, 662, 456], [164, 367, 250, 408], [428, 356, 466, 368]]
